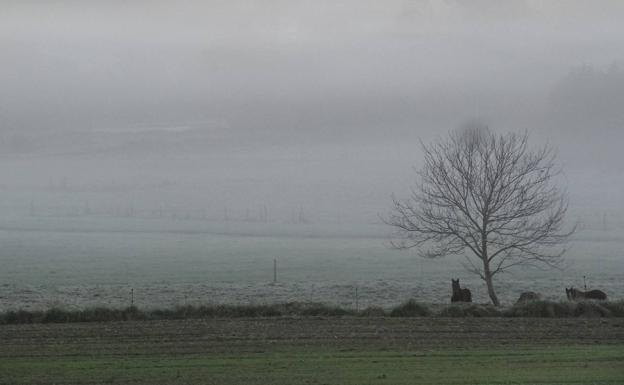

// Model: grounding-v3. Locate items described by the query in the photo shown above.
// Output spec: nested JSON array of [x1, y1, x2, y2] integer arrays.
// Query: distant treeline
[[2, 300, 623, 324], [23, 200, 624, 230], [27, 201, 326, 224]]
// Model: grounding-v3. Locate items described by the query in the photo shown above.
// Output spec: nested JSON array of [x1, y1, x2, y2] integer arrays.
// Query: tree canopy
[[386, 127, 574, 305]]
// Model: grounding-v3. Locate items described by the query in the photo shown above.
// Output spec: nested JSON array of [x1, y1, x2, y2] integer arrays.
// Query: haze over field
[[1, 1, 623, 308], [2, 1, 624, 224]]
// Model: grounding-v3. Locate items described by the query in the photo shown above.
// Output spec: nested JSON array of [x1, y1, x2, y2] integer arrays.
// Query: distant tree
[[385, 126, 574, 306], [549, 62, 624, 131]]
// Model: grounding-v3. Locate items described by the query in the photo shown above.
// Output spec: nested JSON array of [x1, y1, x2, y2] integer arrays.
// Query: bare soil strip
[[2, 317, 623, 357]]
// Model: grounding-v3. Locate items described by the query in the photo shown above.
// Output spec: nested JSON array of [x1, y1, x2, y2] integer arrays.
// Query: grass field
[[1, 317, 623, 384], [3, 346, 623, 385], [1, 221, 623, 311]]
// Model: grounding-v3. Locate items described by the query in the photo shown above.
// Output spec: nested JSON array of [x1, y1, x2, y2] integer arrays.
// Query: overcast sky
[[2, 1, 623, 133]]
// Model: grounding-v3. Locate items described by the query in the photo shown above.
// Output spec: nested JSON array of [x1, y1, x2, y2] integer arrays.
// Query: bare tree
[[386, 126, 574, 306]]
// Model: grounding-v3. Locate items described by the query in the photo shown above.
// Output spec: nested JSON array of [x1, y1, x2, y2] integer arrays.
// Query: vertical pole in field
[[273, 258, 277, 284], [583, 275, 587, 290], [131, 288, 134, 307]]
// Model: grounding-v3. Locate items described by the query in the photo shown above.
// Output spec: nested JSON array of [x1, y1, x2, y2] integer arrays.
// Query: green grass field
[[1, 317, 623, 384], [2, 346, 623, 384]]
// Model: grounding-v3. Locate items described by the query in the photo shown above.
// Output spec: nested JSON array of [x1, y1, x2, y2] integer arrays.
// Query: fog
[[2, 0, 624, 227]]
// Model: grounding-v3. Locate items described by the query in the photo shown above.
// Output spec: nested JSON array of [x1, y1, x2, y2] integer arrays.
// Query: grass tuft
[[600, 300, 624, 317], [504, 300, 572, 317], [358, 306, 386, 317], [1, 300, 623, 324], [573, 302, 612, 318], [504, 300, 621, 318], [389, 300, 430, 317], [438, 304, 502, 317]]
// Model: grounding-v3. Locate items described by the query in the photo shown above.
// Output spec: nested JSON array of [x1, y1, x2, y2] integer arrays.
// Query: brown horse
[[566, 287, 607, 301], [516, 291, 541, 305], [451, 279, 472, 303]]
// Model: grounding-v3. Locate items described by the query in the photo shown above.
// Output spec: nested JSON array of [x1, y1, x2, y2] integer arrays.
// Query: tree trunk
[[482, 258, 500, 306], [484, 272, 499, 306], [481, 229, 500, 306]]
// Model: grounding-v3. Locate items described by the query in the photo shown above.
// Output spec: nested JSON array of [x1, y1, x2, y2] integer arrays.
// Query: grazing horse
[[451, 279, 472, 303], [566, 287, 607, 301], [516, 291, 541, 304]]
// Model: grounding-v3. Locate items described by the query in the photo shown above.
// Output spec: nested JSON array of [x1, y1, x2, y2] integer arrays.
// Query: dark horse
[[515, 291, 541, 305], [451, 279, 472, 303], [566, 287, 607, 301]]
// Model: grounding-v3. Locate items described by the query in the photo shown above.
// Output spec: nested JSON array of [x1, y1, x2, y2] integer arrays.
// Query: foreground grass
[[2, 345, 623, 385], [2, 317, 622, 384]]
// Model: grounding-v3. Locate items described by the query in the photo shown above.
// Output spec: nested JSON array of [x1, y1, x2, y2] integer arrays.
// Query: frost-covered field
[[0, 217, 622, 311]]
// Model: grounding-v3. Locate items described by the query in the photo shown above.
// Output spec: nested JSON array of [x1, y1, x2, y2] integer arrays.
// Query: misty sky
[[3, 1, 623, 131], [1, 1, 624, 225]]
